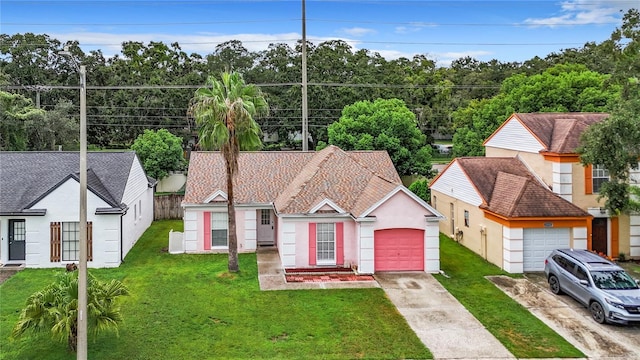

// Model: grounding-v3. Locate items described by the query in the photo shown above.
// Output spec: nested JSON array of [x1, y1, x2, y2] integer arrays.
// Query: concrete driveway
[[489, 274, 640, 360], [376, 272, 515, 360]]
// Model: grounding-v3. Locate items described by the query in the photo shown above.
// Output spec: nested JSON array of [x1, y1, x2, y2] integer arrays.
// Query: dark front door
[[8, 219, 26, 261], [592, 218, 607, 255]]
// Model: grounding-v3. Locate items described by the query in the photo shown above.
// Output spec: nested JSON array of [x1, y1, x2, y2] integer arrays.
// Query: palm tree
[[189, 72, 268, 272], [12, 271, 129, 352]]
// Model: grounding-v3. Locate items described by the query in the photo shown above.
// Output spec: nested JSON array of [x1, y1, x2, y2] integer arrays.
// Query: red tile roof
[[184, 145, 402, 217], [456, 157, 589, 218], [513, 113, 608, 154]]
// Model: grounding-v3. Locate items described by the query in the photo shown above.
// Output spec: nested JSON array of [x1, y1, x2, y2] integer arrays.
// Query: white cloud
[[339, 27, 376, 37], [395, 21, 436, 34], [523, 0, 632, 27], [431, 51, 493, 67], [49, 31, 306, 57]]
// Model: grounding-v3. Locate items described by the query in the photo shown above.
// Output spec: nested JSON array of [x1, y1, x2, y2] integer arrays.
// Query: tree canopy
[[1, 9, 638, 151], [322, 98, 433, 177], [451, 63, 619, 156], [130, 129, 186, 180], [577, 9, 640, 215], [188, 72, 268, 272]]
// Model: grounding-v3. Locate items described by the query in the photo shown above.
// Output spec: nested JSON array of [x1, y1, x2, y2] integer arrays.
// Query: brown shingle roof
[[456, 157, 538, 203], [456, 157, 589, 218], [184, 145, 402, 217], [513, 112, 608, 153]]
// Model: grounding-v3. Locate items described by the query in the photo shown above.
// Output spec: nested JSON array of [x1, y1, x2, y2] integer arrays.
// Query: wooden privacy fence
[[154, 194, 184, 220]]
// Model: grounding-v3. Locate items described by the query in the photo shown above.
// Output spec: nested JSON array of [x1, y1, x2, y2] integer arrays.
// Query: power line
[[4, 83, 503, 90]]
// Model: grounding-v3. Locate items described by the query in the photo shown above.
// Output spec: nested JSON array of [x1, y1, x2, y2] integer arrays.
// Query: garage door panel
[[523, 228, 570, 272], [375, 229, 424, 271]]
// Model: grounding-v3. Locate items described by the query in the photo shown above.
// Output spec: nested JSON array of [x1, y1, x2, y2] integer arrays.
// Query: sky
[[1, 0, 637, 66]]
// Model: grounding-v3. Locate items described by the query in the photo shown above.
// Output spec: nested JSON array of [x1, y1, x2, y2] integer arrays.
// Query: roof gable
[[0, 152, 141, 214], [510, 113, 608, 154], [437, 156, 589, 218], [487, 171, 588, 217], [483, 114, 545, 153]]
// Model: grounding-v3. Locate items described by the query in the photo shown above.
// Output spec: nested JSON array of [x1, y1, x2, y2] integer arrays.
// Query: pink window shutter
[[308, 223, 316, 266], [336, 223, 344, 266], [204, 212, 211, 250]]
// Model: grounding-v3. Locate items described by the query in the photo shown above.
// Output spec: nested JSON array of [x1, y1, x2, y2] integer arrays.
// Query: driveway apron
[[376, 272, 515, 359], [490, 274, 640, 360]]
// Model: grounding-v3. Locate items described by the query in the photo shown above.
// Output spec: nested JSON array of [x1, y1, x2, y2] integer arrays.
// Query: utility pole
[[59, 46, 88, 360], [301, 0, 308, 151], [77, 64, 88, 360]]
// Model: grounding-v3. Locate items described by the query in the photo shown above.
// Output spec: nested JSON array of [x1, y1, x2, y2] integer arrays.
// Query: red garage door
[[374, 229, 424, 271]]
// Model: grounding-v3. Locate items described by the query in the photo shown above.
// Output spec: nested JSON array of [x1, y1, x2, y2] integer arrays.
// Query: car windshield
[[591, 270, 639, 290]]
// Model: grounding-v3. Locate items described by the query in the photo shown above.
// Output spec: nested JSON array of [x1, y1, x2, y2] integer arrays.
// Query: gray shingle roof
[[0, 151, 141, 214]]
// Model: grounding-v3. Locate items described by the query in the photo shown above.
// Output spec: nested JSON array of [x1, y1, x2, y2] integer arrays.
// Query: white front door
[[257, 209, 275, 245]]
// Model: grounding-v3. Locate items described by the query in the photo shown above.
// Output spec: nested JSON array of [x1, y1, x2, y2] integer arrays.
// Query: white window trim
[[211, 212, 229, 249], [62, 221, 80, 262], [592, 164, 609, 194], [316, 223, 336, 265]]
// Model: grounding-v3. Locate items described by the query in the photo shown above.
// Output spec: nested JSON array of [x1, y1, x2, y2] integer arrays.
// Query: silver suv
[[544, 249, 640, 324]]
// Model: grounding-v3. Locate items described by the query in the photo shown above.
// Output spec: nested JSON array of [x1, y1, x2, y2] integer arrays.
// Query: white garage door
[[523, 228, 570, 271]]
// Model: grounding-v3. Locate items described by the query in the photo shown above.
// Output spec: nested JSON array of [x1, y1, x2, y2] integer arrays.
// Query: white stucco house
[[0, 151, 155, 268]]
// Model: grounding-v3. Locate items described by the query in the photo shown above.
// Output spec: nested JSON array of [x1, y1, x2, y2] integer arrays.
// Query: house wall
[[121, 179, 154, 260], [431, 190, 503, 267], [182, 206, 255, 254], [368, 190, 440, 272], [276, 216, 357, 269], [14, 179, 123, 268], [484, 147, 552, 187]]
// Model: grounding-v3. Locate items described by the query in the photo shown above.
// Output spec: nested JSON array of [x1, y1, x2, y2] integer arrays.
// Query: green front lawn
[[0, 220, 430, 360], [434, 234, 584, 358]]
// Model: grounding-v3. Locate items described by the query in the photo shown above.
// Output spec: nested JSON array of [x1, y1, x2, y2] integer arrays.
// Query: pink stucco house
[[181, 145, 443, 274]]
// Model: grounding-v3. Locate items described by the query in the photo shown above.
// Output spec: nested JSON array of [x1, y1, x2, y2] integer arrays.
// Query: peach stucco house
[[181, 145, 443, 274], [431, 113, 640, 273]]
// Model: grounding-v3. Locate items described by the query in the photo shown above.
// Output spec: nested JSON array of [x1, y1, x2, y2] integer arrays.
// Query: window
[[592, 164, 609, 193], [211, 212, 228, 247], [134, 204, 137, 220], [316, 223, 335, 263], [139, 199, 142, 218], [575, 266, 588, 281], [464, 210, 470, 227], [261, 209, 270, 225], [62, 222, 80, 261], [433, 196, 437, 210]]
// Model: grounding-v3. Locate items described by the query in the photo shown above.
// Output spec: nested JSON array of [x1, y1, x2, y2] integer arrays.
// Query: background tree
[[452, 63, 619, 156], [188, 72, 268, 272], [408, 179, 431, 203], [323, 98, 433, 177], [578, 100, 640, 214], [0, 90, 45, 150], [131, 129, 186, 180], [12, 271, 129, 352], [578, 9, 640, 215]]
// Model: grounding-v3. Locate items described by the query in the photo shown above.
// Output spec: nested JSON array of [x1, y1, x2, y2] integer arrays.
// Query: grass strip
[[434, 234, 584, 358]]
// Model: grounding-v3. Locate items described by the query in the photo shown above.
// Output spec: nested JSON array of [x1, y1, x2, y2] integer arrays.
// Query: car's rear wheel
[[589, 301, 606, 324], [548, 275, 563, 295]]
